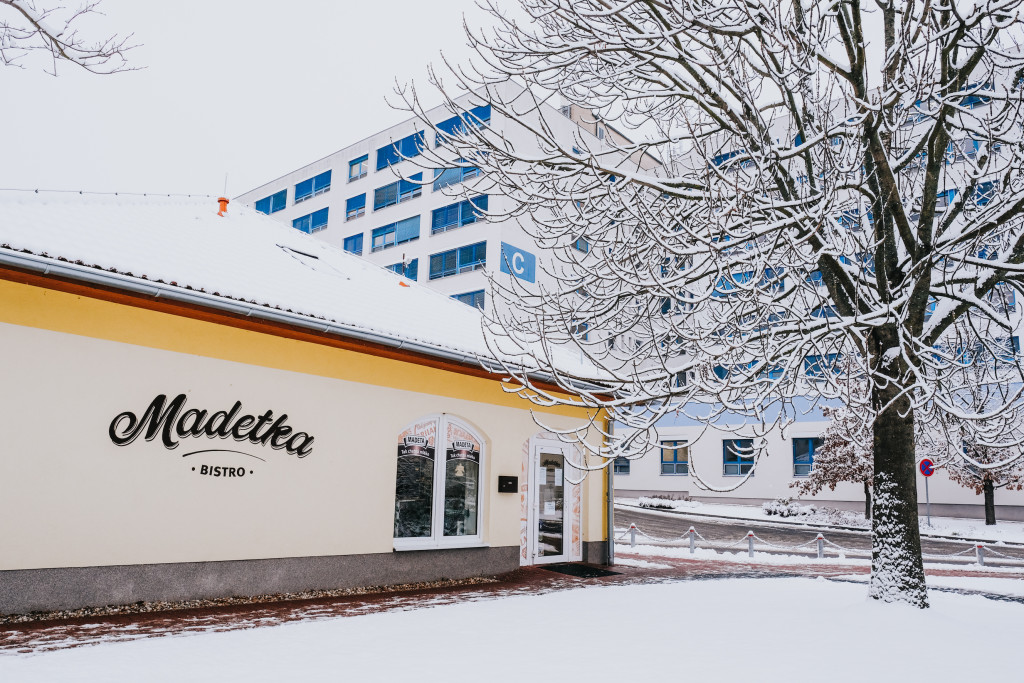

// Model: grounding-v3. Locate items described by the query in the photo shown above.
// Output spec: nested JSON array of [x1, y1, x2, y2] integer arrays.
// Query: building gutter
[[0, 250, 602, 393]]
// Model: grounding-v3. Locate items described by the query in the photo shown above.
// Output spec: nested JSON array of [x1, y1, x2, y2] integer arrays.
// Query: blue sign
[[499, 242, 536, 283], [919, 459, 934, 477]]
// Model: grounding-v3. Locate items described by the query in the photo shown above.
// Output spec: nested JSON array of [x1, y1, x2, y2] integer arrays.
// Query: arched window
[[394, 415, 485, 549]]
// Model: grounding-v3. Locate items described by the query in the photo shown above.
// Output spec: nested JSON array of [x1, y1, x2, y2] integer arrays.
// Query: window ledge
[[393, 539, 488, 552]]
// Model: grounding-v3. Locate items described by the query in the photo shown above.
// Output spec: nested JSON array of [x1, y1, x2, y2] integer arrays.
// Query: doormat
[[541, 563, 620, 579]]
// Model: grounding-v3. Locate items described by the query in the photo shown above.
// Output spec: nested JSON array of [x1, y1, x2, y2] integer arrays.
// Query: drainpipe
[[606, 416, 615, 566]]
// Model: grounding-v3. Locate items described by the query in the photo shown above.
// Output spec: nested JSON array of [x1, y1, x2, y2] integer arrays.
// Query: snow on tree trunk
[[869, 372, 927, 607]]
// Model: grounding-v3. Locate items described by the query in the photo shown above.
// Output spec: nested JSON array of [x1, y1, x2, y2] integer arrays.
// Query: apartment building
[[237, 82, 656, 312]]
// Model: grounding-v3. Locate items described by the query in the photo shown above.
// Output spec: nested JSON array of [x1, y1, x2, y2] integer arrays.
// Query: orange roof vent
[[217, 197, 229, 216]]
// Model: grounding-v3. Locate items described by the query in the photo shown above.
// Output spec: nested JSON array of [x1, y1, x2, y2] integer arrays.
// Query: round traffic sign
[[919, 458, 934, 477]]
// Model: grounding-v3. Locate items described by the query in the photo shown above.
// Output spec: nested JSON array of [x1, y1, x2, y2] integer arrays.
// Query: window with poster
[[393, 415, 486, 550]]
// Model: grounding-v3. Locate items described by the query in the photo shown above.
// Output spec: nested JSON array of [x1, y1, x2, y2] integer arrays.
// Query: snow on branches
[[403, 0, 1024, 605], [0, 1, 136, 75]]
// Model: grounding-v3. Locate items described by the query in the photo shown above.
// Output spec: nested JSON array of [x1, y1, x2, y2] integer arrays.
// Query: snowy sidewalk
[[4, 553, 1022, 656]]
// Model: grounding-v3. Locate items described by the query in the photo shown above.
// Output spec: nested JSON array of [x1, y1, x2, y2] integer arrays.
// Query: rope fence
[[615, 522, 1024, 566]]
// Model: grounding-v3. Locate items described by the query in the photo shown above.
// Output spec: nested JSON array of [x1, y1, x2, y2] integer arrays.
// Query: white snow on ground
[[618, 497, 1024, 544], [1, 579, 1021, 682]]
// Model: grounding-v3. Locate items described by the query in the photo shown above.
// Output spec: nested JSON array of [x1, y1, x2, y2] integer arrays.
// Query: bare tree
[[0, 0, 136, 75], [403, 1, 1024, 607]]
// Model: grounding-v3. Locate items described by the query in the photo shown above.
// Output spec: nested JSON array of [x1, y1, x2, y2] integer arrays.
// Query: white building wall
[[615, 421, 1024, 519]]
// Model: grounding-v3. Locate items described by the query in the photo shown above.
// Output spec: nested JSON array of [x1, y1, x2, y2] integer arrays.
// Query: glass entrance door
[[534, 451, 567, 562]]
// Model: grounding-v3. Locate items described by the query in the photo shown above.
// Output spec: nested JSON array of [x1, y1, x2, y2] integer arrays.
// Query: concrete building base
[[0, 546, 520, 616]]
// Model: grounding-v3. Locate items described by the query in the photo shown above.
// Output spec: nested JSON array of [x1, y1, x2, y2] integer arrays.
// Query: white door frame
[[528, 439, 569, 565]]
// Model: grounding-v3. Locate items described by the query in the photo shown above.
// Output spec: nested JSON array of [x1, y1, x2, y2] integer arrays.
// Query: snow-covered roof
[[0, 191, 574, 375]]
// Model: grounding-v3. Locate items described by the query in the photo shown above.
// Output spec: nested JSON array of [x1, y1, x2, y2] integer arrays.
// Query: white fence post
[[747, 531, 755, 558], [816, 533, 824, 559], [630, 523, 637, 548], [976, 544, 985, 566], [688, 526, 696, 554]]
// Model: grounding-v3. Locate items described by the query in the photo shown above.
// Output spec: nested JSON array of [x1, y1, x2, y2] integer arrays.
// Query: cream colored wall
[[0, 319, 600, 571]]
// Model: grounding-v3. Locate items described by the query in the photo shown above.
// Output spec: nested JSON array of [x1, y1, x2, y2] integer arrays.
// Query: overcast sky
[[0, 0, 488, 197]]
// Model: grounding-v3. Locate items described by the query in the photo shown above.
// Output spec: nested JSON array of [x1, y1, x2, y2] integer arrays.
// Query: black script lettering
[[109, 394, 187, 449], [248, 411, 275, 444], [287, 432, 315, 458], [205, 402, 242, 439], [110, 395, 315, 458], [177, 409, 207, 438], [231, 415, 255, 440], [270, 425, 293, 448], [260, 415, 289, 447]]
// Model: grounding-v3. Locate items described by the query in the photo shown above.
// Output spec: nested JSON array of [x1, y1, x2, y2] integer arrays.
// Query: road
[[614, 505, 1024, 566]]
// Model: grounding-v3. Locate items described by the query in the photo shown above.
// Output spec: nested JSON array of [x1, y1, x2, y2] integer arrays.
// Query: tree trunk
[[983, 479, 996, 526], [867, 327, 928, 607], [864, 480, 872, 520]]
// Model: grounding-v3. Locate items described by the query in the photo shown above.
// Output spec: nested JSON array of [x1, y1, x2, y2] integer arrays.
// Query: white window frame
[[393, 414, 487, 552]]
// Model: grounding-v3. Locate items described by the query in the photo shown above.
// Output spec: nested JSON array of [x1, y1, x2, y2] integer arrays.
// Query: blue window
[[837, 209, 861, 231], [710, 149, 752, 169], [570, 320, 589, 341], [804, 353, 841, 377], [811, 305, 838, 319], [431, 195, 488, 233], [388, 258, 418, 281], [372, 215, 420, 252], [429, 241, 487, 280], [376, 132, 425, 171], [295, 170, 332, 203], [936, 188, 958, 209], [292, 207, 329, 234], [572, 237, 590, 253], [806, 270, 824, 286], [925, 296, 937, 320], [433, 162, 481, 191], [975, 180, 997, 206], [960, 83, 992, 108], [660, 441, 688, 475], [343, 233, 363, 255], [373, 173, 422, 211], [349, 155, 368, 181], [723, 439, 754, 476], [435, 105, 492, 146], [346, 193, 366, 221], [452, 289, 485, 309], [613, 457, 630, 475], [255, 189, 287, 215], [793, 437, 821, 477], [713, 269, 782, 298]]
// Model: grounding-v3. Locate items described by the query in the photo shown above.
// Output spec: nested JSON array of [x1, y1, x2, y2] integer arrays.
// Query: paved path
[[614, 505, 1024, 565]]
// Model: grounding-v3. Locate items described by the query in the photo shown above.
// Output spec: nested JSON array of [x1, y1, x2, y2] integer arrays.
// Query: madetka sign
[[108, 394, 315, 479]]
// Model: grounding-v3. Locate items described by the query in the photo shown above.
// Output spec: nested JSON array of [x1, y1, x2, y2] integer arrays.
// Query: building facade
[[0, 193, 608, 615], [235, 83, 657, 313]]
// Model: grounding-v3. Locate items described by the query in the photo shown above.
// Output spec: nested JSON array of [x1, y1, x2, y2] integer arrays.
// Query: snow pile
[[761, 496, 817, 517], [1, 579, 1021, 682]]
